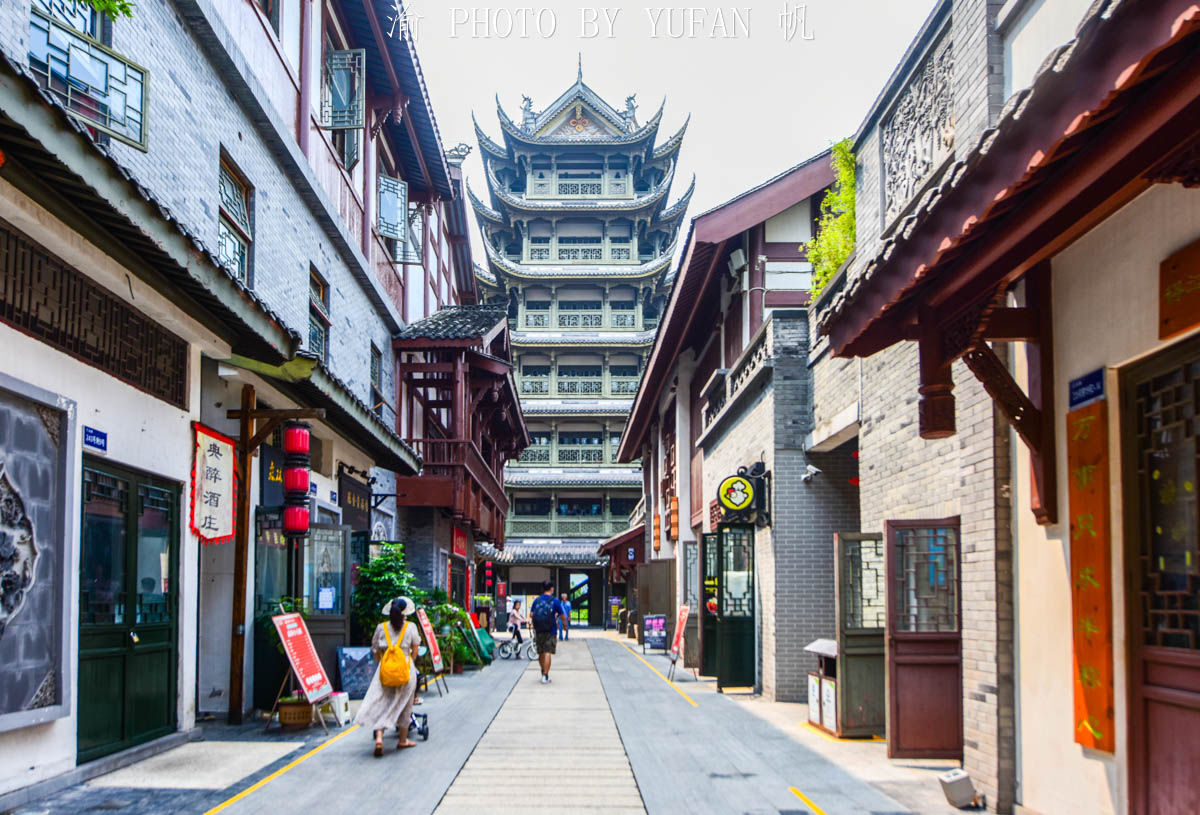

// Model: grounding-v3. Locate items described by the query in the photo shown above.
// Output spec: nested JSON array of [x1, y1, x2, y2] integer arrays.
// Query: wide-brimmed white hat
[[382, 596, 415, 616]]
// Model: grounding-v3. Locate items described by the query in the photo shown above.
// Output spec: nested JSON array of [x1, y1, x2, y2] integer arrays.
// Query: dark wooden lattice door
[[1125, 340, 1200, 815], [885, 519, 962, 759]]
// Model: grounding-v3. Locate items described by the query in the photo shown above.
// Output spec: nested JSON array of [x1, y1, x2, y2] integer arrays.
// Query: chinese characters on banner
[[271, 613, 333, 704], [670, 605, 690, 662], [1066, 394, 1114, 752], [190, 423, 236, 544], [416, 609, 444, 674], [452, 526, 468, 558]]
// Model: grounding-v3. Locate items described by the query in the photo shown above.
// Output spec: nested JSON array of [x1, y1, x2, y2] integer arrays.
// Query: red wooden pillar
[[748, 225, 764, 334]]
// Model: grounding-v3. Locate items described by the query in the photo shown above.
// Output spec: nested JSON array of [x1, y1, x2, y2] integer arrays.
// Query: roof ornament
[[622, 94, 638, 129], [577, 52, 584, 82], [520, 94, 535, 130], [445, 142, 472, 167]]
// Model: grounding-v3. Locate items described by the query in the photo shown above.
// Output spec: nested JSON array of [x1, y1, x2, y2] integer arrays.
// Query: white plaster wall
[[1001, 0, 1094, 100], [1012, 183, 1200, 815], [765, 200, 812, 243], [0, 180, 220, 794]]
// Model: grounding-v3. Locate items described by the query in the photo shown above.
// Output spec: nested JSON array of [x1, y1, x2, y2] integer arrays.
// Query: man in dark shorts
[[529, 579, 564, 684]]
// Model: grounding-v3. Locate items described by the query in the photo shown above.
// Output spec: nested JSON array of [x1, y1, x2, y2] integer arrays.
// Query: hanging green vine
[[807, 138, 857, 298], [82, 0, 134, 19]]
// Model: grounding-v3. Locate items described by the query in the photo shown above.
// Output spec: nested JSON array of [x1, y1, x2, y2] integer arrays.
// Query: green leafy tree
[[83, 0, 134, 18], [807, 138, 857, 298], [350, 543, 420, 643]]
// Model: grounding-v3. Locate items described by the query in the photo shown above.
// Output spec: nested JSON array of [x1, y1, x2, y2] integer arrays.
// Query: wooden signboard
[[1159, 237, 1200, 339], [271, 613, 333, 704], [1066, 372, 1114, 752]]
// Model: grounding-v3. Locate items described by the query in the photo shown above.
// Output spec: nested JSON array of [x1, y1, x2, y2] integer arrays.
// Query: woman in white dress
[[354, 596, 420, 756]]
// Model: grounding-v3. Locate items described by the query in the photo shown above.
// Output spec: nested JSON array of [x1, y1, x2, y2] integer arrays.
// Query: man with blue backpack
[[530, 580, 565, 684]]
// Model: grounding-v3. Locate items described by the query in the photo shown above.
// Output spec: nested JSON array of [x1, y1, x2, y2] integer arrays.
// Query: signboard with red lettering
[[416, 608, 444, 674], [452, 526, 468, 558], [1066, 373, 1114, 753], [271, 613, 333, 704], [670, 605, 690, 662]]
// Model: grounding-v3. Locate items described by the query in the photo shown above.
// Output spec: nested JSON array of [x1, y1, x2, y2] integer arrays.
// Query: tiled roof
[[484, 159, 677, 214], [503, 467, 643, 487], [481, 238, 675, 280], [477, 539, 608, 566], [817, 0, 1199, 350], [395, 305, 508, 341]]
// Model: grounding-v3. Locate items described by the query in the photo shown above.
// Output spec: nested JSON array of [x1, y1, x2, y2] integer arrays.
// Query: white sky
[[406, 1, 937, 258]]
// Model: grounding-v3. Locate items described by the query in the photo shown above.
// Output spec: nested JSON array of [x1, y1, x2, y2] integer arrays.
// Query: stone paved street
[[8, 630, 965, 815]]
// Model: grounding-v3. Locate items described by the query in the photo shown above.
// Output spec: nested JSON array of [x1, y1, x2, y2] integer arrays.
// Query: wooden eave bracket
[[917, 262, 1057, 525]]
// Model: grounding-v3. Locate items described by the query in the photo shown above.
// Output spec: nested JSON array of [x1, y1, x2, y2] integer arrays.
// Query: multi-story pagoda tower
[[471, 66, 691, 614]]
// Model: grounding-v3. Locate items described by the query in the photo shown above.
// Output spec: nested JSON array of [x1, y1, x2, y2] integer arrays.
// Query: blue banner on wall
[[1069, 369, 1105, 409]]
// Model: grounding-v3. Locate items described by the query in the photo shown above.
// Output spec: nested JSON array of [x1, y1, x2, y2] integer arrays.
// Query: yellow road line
[[789, 786, 828, 815], [204, 724, 360, 814], [799, 721, 886, 743], [606, 632, 698, 707]]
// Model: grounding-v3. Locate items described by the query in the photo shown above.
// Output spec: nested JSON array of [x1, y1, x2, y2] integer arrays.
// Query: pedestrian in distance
[[354, 596, 420, 756], [508, 598, 528, 645], [557, 592, 572, 640], [530, 580, 565, 683]]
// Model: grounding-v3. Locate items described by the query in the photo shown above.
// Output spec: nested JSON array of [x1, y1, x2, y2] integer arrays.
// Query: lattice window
[[558, 183, 581, 195], [529, 248, 550, 260], [611, 248, 630, 260], [520, 380, 548, 394], [581, 248, 602, 261], [0, 218, 187, 407], [557, 380, 602, 394], [1134, 356, 1200, 649], [309, 269, 330, 362], [217, 162, 252, 282], [558, 314, 602, 328], [525, 313, 548, 327], [558, 248, 580, 260], [610, 182, 626, 194], [611, 314, 636, 327], [377, 175, 408, 241], [29, 7, 149, 150], [721, 526, 754, 617], [558, 448, 603, 464], [611, 380, 639, 394], [321, 49, 365, 129], [580, 183, 602, 195], [891, 524, 959, 632], [841, 535, 887, 630], [34, 0, 96, 33], [519, 448, 550, 463], [370, 344, 384, 417]]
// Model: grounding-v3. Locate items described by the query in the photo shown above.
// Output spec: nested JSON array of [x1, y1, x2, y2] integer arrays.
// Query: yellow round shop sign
[[718, 475, 754, 511]]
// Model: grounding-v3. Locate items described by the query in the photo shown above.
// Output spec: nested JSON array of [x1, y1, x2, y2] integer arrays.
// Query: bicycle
[[496, 624, 538, 661]]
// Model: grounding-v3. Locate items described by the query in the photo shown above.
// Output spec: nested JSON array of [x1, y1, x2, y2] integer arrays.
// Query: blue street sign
[[83, 426, 107, 454], [1068, 369, 1105, 409]]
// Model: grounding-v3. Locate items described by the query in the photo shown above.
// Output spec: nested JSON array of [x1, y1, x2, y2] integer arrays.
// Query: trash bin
[[804, 638, 838, 736]]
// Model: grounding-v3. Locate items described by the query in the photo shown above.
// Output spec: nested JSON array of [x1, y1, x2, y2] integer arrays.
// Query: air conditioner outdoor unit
[[727, 248, 747, 276]]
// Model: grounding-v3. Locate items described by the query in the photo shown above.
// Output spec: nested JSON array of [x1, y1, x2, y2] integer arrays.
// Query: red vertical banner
[[416, 608, 444, 674], [1067, 399, 1114, 752]]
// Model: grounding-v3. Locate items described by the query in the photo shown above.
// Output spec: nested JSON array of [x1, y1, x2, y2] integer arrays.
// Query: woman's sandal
[[373, 741, 384, 757], [397, 739, 417, 750]]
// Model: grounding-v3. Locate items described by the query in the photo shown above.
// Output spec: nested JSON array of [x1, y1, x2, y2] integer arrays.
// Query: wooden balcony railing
[[396, 439, 510, 543]]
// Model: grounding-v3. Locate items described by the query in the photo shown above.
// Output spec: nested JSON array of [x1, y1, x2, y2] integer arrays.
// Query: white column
[[674, 350, 696, 609]]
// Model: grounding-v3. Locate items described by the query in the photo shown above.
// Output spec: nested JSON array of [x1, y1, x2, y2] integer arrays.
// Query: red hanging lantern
[[282, 421, 311, 540], [282, 422, 310, 455]]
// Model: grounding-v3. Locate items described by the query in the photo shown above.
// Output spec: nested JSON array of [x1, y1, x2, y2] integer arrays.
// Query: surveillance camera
[[801, 464, 822, 483]]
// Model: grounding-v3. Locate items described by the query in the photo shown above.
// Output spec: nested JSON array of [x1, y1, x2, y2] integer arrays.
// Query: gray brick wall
[[702, 313, 861, 703], [3, 0, 398, 440]]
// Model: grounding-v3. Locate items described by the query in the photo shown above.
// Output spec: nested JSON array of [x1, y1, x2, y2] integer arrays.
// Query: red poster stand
[[416, 609, 449, 697], [667, 605, 694, 681], [265, 612, 335, 732]]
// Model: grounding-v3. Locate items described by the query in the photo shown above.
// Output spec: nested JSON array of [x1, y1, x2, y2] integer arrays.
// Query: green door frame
[[700, 533, 719, 677], [77, 456, 180, 763], [716, 523, 755, 691]]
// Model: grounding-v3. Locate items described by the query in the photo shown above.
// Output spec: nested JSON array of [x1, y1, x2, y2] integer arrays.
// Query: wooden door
[[885, 519, 962, 759], [298, 523, 351, 682], [1124, 340, 1200, 814], [835, 532, 886, 737], [701, 533, 718, 676], [78, 461, 178, 763], [717, 524, 755, 690]]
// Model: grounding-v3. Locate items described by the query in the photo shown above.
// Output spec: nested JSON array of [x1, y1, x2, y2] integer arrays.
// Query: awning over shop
[[476, 540, 609, 568]]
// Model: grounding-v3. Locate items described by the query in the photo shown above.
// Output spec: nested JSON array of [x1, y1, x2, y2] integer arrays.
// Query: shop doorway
[[715, 524, 755, 690], [567, 572, 589, 624], [834, 532, 886, 737], [1123, 338, 1200, 814], [78, 460, 179, 763], [700, 532, 718, 676], [885, 519, 962, 759], [297, 523, 351, 681], [449, 557, 467, 607]]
